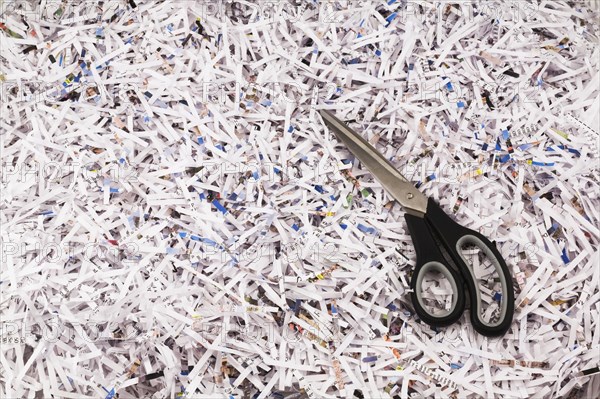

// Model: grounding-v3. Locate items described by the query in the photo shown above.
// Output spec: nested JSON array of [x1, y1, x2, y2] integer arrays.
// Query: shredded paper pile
[[1, 0, 599, 398]]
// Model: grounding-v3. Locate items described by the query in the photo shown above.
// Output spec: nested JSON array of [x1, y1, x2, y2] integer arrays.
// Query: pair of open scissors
[[319, 110, 514, 337]]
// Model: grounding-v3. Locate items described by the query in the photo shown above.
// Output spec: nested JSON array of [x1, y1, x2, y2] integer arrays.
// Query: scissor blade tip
[[319, 110, 338, 129]]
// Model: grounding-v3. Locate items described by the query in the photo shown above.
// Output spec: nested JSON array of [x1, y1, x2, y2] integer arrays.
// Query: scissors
[[319, 110, 514, 337]]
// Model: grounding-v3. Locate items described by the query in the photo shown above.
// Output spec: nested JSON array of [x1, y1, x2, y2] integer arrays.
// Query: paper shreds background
[[1, 0, 599, 398]]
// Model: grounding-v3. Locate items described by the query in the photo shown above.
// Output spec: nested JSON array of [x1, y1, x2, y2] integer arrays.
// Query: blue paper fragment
[[201, 237, 217, 246], [104, 388, 115, 399], [212, 199, 227, 214], [499, 154, 511, 163], [518, 143, 533, 151], [547, 223, 559, 235], [357, 223, 376, 234], [385, 12, 398, 26], [546, 145, 581, 157], [561, 247, 570, 264], [531, 160, 555, 166]]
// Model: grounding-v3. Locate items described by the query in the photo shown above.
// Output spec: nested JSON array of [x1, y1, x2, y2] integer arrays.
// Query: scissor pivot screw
[[407, 193, 414, 199]]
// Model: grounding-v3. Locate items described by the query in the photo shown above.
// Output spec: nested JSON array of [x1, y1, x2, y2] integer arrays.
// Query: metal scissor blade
[[319, 109, 428, 216]]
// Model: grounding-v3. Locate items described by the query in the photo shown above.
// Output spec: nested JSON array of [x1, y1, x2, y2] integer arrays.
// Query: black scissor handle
[[425, 199, 514, 336], [405, 199, 515, 337], [405, 214, 465, 327]]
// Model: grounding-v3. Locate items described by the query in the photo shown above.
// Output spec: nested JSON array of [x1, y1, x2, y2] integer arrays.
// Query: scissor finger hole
[[459, 242, 504, 325], [415, 262, 458, 318]]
